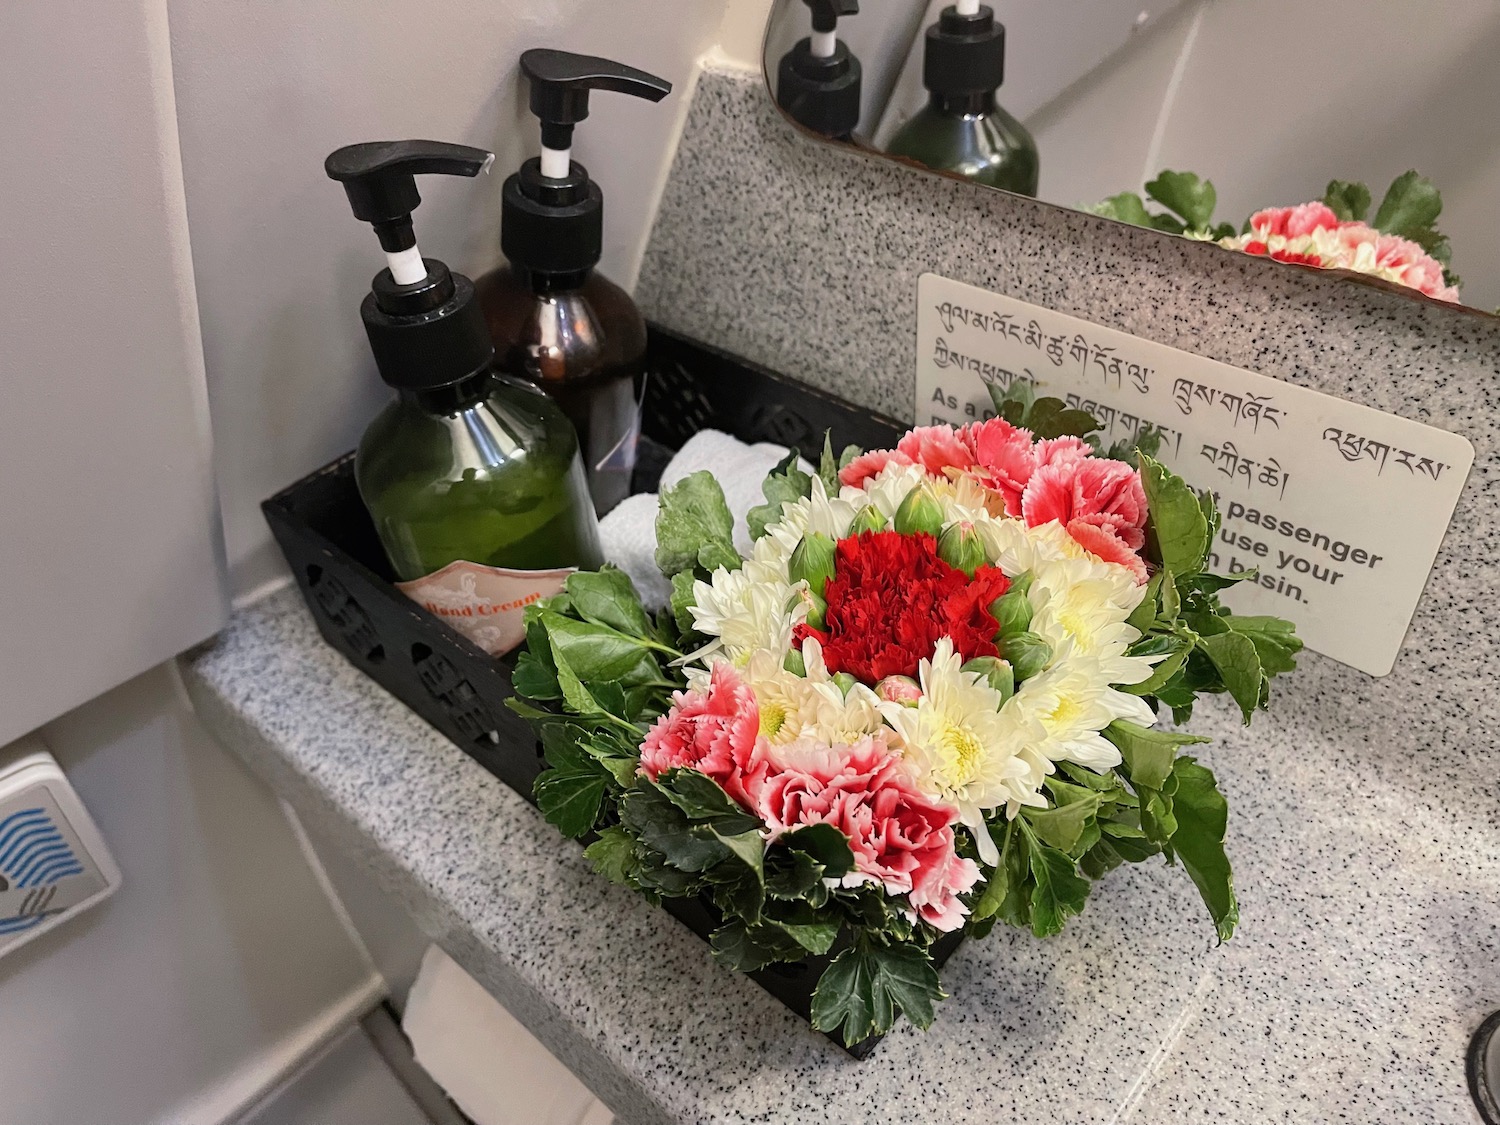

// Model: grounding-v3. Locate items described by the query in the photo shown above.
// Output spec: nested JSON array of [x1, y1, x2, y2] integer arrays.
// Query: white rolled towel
[[598, 430, 810, 610]]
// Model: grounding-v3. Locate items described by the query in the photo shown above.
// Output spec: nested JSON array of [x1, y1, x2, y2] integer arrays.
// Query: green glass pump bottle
[[885, 2, 1039, 196], [326, 140, 602, 656], [776, 0, 862, 142]]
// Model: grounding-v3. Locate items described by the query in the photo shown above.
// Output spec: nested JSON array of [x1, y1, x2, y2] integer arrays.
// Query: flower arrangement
[[1092, 169, 1461, 302], [508, 388, 1301, 1048]]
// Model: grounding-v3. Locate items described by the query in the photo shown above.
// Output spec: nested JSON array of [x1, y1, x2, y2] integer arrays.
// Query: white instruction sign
[[915, 273, 1473, 677]]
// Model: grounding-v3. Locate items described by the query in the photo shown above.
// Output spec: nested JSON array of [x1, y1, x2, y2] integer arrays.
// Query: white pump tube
[[956, 0, 981, 13], [541, 145, 571, 179], [810, 28, 838, 58], [385, 245, 427, 286]]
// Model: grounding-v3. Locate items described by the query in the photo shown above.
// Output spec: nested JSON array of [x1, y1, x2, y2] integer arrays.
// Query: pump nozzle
[[802, 0, 860, 57], [326, 140, 494, 284], [520, 50, 671, 179]]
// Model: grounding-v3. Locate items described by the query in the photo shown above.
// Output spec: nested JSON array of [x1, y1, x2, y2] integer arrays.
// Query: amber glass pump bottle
[[475, 50, 672, 515]]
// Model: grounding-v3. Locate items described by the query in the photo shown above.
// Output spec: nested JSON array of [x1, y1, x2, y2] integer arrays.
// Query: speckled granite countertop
[[183, 588, 1498, 1124]]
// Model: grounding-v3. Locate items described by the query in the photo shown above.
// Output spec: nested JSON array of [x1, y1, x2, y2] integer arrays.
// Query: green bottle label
[[396, 561, 575, 655]]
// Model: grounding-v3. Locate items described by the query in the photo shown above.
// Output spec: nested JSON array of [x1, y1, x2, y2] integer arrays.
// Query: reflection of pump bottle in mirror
[[326, 140, 603, 657], [885, 1, 1039, 196], [776, 0, 862, 141], [475, 49, 671, 516]]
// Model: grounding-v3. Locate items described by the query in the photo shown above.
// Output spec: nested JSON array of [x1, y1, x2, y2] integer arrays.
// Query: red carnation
[[795, 531, 1009, 683]]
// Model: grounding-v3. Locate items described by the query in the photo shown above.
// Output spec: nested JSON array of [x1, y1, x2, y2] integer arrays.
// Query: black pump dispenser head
[[502, 49, 672, 281], [326, 140, 497, 395], [777, 0, 862, 139], [924, 1, 1006, 105]]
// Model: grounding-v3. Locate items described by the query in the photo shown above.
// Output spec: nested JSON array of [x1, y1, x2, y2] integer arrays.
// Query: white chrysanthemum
[[689, 559, 804, 666], [977, 517, 1089, 577], [840, 460, 927, 521], [742, 643, 886, 763], [880, 638, 1049, 864], [765, 476, 857, 550], [1010, 661, 1157, 771], [1028, 555, 1153, 685]]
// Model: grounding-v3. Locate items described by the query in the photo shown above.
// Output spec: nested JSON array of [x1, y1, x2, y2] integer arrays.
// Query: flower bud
[[783, 648, 807, 677], [1001, 631, 1052, 682], [961, 656, 1014, 704], [848, 504, 889, 536], [990, 575, 1034, 637], [802, 588, 828, 631], [937, 520, 988, 577], [832, 672, 859, 698], [875, 674, 923, 706], [894, 484, 945, 539], [788, 531, 838, 596]]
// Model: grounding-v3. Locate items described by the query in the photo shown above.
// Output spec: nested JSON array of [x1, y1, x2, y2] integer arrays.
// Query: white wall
[[167, 0, 732, 601], [1026, 0, 1500, 311], [0, 668, 380, 1125], [0, 0, 228, 746]]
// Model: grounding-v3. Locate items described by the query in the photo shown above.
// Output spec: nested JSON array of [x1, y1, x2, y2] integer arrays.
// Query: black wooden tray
[[263, 323, 960, 1056]]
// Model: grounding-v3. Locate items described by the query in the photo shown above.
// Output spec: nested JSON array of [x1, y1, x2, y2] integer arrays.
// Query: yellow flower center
[[760, 702, 788, 739], [1046, 694, 1082, 732], [936, 722, 983, 787]]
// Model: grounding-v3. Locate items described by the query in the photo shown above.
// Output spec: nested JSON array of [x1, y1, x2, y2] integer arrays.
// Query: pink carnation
[[1249, 201, 1339, 239], [1022, 456, 1150, 581], [756, 737, 980, 932], [962, 417, 1036, 516], [839, 447, 914, 489], [639, 663, 768, 809], [896, 425, 976, 478]]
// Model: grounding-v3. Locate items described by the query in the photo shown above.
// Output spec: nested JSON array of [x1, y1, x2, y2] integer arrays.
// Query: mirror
[[763, 0, 1500, 313]]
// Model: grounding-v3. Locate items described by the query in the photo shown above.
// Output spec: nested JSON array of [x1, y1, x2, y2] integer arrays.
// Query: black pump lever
[[520, 49, 672, 158], [803, 0, 860, 34]]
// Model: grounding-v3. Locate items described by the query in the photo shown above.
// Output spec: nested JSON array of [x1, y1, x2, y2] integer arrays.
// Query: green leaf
[[1199, 631, 1263, 722], [1322, 179, 1372, 223], [551, 649, 600, 717], [765, 848, 825, 901], [781, 823, 856, 877], [1148, 212, 1187, 235], [818, 433, 842, 495], [1159, 570, 1181, 621], [1106, 720, 1208, 789], [540, 612, 661, 689], [565, 567, 652, 637], [970, 823, 1014, 923], [1224, 614, 1302, 678], [533, 740, 609, 838], [1145, 170, 1217, 231], [1001, 631, 1052, 681], [583, 827, 638, 886], [1090, 191, 1154, 228], [1022, 793, 1102, 856], [710, 920, 806, 972], [511, 649, 561, 701], [1372, 170, 1443, 241], [811, 943, 944, 1045], [656, 471, 738, 578], [747, 452, 813, 541], [765, 904, 841, 955], [1019, 820, 1091, 938], [708, 827, 765, 884], [1127, 572, 1163, 633], [619, 784, 728, 873], [988, 378, 1035, 424], [656, 770, 763, 835], [669, 570, 699, 636], [1121, 636, 1193, 697], [1140, 454, 1209, 574], [1169, 757, 1238, 942]]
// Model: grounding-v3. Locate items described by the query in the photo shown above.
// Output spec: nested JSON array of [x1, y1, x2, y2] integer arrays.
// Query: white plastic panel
[[0, 0, 228, 744]]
